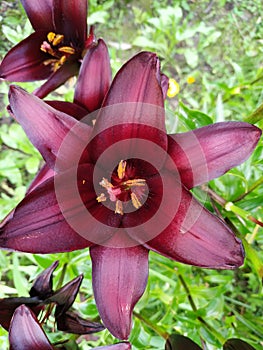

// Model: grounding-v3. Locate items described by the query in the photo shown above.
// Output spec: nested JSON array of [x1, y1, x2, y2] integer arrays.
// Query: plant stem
[[133, 311, 169, 339], [233, 176, 263, 202], [201, 185, 263, 227], [178, 274, 225, 344]]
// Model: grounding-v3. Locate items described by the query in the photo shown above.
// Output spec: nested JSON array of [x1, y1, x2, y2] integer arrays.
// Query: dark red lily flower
[[0, 0, 95, 98], [0, 261, 104, 335], [2, 37, 111, 219], [0, 52, 261, 340]]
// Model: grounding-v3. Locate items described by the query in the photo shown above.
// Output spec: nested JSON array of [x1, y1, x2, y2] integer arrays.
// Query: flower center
[[40, 32, 76, 72], [96, 160, 147, 215]]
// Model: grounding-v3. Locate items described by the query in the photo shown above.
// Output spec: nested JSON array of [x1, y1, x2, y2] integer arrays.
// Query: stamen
[[131, 192, 142, 209], [99, 178, 113, 189], [117, 160, 127, 180], [115, 200, 123, 215], [124, 179, 146, 187], [58, 46, 76, 54], [47, 32, 56, 43], [43, 59, 58, 66], [52, 34, 64, 46], [97, 193, 107, 202]]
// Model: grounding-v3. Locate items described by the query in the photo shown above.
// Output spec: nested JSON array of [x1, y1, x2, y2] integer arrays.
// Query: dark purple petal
[[27, 164, 55, 193], [9, 305, 53, 350], [89, 52, 167, 167], [51, 275, 83, 316], [20, 0, 54, 31], [94, 343, 131, 350], [165, 334, 202, 350], [90, 239, 149, 340], [166, 122, 262, 189], [223, 338, 256, 350], [29, 261, 59, 299], [8, 85, 92, 171], [0, 32, 52, 81], [0, 169, 93, 253], [74, 39, 111, 112], [46, 101, 90, 122], [56, 310, 104, 334], [0, 164, 120, 252], [143, 173, 244, 268], [34, 61, 80, 98], [53, 0, 87, 46], [160, 73, 169, 99], [102, 51, 164, 107], [0, 297, 41, 330]]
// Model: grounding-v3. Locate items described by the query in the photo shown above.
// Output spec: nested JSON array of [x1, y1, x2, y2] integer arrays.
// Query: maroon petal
[[56, 310, 104, 334], [20, 0, 54, 31], [74, 39, 111, 112], [30, 261, 59, 299], [9, 305, 53, 350], [102, 51, 164, 107], [27, 164, 55, 193], [53, 0, 87, 46], [0, 32, 52, 81], [0, 170, 92, 253], [46, 101, 90, 122], [0, 165, 120, 252], [143, 172, 244, 269], [8, 85, 92, 171], [90, 239, 149, 340], [51, 275, 83, 316], [165, 334, 202, 350], [160, 73, 169, 99], [167, 122, 262, 189], [89, 52, 167, 166], [95, 343, 131, 350], [0, 297, 41, 331], [34, 61, 80, 98], [223, 338, 256, 350]]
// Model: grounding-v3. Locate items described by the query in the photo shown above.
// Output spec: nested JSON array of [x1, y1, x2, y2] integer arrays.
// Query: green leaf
[[184, 49, 199, 68], [12, 255, 29, 297], [179, 102, 213, 129]]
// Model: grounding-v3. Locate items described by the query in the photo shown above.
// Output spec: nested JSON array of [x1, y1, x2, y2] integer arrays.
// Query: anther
[[117, 160, 127, 180]]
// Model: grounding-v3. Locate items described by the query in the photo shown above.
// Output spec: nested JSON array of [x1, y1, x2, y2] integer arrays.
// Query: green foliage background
[[0, 0, 262, 349]]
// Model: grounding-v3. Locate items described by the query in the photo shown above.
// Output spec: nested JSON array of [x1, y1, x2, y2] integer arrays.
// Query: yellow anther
[[97, 193, 107, 203], [117, 160, 127, 180], [167, 78, 180, 98], [115, 200, 124, 215], [59, 55, 67, 65], [124, 179, 146, 187], [187, 76, 196, 84], [131, 192, 142, 209], [53, 34, 64, 46], [82, 180, 86, 185], [47, 32, 56, 43], [58, 46, 76, 54], [99, 178, 113, 189]]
